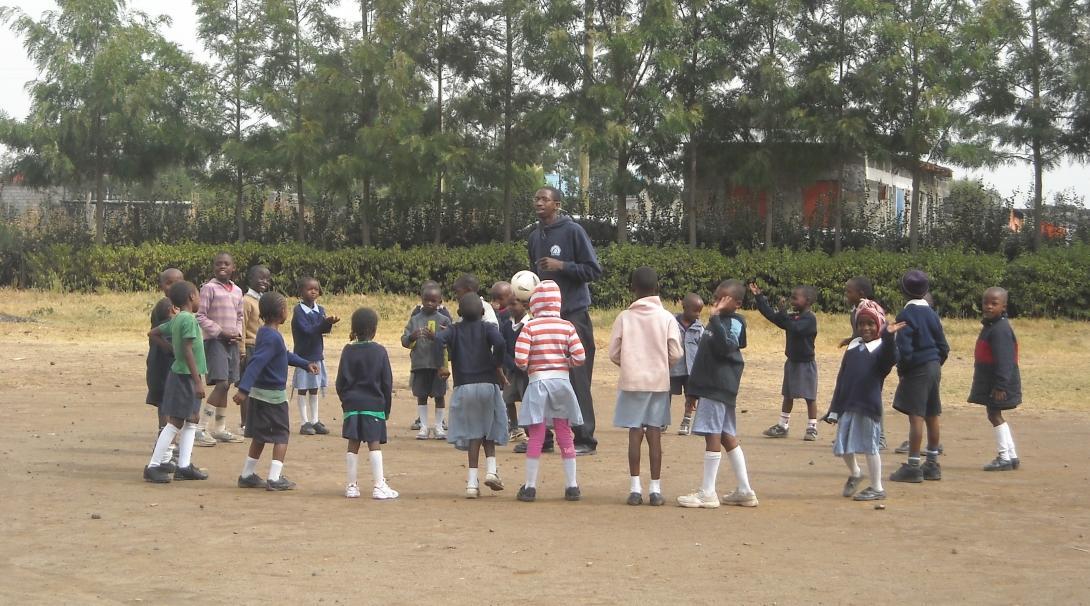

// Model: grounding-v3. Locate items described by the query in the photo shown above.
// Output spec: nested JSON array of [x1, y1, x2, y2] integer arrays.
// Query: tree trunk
[[502, 9, 514, 243], [687, 141, 697, 248], [579, 0, 594, 215], [615, 146, 628, 244], [433, 9, 445, 246], [236, 165, 245, 243], [234, 0, 246, 243], [94, 165, 106, 245], [833, 159, 845, 254], [1030, 0, 1043, 250], [293, 0, 305, 243], [295, 172, 306, 242], [361, 175, 372, 247], [909, 164, 921, 252], [764, 193, 773, 250], [1032, 138, 1043, 249]]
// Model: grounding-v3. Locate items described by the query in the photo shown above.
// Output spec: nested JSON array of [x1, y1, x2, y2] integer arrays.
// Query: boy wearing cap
[[889, 270, 950, 483]]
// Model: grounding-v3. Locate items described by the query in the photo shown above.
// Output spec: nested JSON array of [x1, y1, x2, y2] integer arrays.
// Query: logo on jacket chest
[[550, 244, 561, 257]]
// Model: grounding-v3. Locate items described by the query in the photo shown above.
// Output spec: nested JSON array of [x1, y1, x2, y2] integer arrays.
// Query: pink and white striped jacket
[[514, 280, 586, 380]]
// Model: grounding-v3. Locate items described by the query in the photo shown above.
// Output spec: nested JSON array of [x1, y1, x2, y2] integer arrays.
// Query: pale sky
[[0, 0, 1084, 204]]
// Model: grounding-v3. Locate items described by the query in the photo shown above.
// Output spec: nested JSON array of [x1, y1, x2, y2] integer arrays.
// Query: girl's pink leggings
[[526, 419, 576, 459]]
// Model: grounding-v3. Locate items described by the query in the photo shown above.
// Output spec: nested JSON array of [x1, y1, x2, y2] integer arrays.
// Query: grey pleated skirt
[[613, 391, 671, 429], [518, 378, 584, 428], [446, 383, 509, 446], [832, 411, 881, 456]]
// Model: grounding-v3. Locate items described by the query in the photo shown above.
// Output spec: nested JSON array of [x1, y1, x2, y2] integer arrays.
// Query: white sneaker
[[720, 489, 759, 507], [372, 482, 399, 500], [415, 427, 430, 440], [676, 490, 720, 509], [484, 472, 504, 491], [211, 430, 244, 443], [345, 483, 361, 498], [433, 426, 447, 440], [466, 485, 480, 499], [193, 430, 217, 447]]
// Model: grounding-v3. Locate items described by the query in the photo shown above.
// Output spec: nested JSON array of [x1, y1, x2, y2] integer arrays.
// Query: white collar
[[850, 337, 883, 353], [905, 299, 929, 308], [299, 301, 320, 314], [246, 288, 262, 300], [510, 316, 525, 330]]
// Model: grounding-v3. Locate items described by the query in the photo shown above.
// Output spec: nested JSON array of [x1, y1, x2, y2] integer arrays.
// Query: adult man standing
[[527, 186, 602, 455]]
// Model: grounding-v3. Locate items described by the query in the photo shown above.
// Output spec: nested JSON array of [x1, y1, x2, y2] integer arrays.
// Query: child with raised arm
[[437, 294, 510, 498], [239, 264, 270, 431], [402, 283, 452, 440], [514, 280, 586, 502], [233, 292, 319, 491], [672, 293, 704, 436], [969, 287, 1022, 471], [824, 300, 906, 501], [750, 283, 821, 441], [146, 268, 183, 465], [292, 276, 340, 436], [677, 280, 758, 509], [608, 267, 683, 506], [338, 308, 398, 500], [195, 252, 245, 446]]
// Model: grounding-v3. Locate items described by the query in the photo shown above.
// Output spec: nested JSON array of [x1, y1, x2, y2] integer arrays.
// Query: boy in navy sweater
[[969, 287, 1022, 471], [292, 277, 340, 435], [889, 270, 950, 484]]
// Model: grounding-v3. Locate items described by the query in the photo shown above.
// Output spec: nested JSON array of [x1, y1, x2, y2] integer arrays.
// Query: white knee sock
[[268, 460, 283, 482], [198, 402, 216, 431], [370, 451, 384, 487], [650, 479, 661, 494], [485, 456, 497, 475], [435, 407, 446, 429], [346, 452, 358, 485], [297, 394, 310, 425], [630, 475, 642, 493], [563, 457, 577, 488], [866, 453, 884, 492], [149, 424, 179, 467], [158, 442, 175, 465], [307, 393, 320, 423], [468, 467, 479, 488], [525, 457, 540, 488], [242, 456, 258, 477], [726, 446, 753, 494], [177, 422, 198, 468], [998, 423, 1018, 459], [843, 454, 861, 477], [417, 405, 429, 429], [701, 451, 722, 495], [993, 423, 1009, 460]]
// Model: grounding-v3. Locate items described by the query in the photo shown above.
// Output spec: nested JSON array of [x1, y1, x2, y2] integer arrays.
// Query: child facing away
[[677, 279, 759, 509], [194, 252, 245, 446], [500, 294, 530, 443], [513, 280, 586, 502], [146, 268, 184, 465], [672, 293, 705, 436], [453, 273, 499, 326], [144, 281, 210, 483], [292, 277, 340, 436], [337, 308, 398, 499], [233, 292, 319, 491], [239, 265, 271, 431], [750, 283, 821, 441], [437, 294, 510, 498], [889, 270, 950, 484], [824, 300, 906, 501], [402, 282, 453, 440], [969, 287, 1022, 471], [608, 267, 683, 506]]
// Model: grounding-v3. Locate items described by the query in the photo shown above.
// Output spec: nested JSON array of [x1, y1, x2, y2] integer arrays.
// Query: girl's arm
[[607, 315, 623, 366], [149, 325, 171, 353], [195, 284, 222, 338], [513, 325, 532, 371], [335, 350, 350, 398], [704, 315, 741, 359], [237, 334, 276, 394], [382, 352, 393, 417], [567, 325, 586, 367]]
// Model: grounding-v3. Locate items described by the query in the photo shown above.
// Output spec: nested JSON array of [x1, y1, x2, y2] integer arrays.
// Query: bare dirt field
[[2, 290, 1089, 605]]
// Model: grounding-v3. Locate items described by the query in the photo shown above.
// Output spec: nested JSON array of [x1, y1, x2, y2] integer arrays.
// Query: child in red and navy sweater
[[969, 287, 1022, 471]]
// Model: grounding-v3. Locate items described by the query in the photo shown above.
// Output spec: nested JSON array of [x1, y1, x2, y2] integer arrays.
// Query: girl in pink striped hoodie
[[513, 280, 586, 502]]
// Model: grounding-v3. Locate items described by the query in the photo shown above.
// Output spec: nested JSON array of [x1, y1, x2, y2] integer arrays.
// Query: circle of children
[[143, 253, 1022, 507]]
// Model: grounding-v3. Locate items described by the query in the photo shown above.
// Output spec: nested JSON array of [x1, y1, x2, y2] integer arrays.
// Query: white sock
[[726, 446, 753, 494], [148, 424, 179, 467], [417, 405, 429, 429], [778, 412, 790, 428], [649, 479, 661, 494], [242, 456, 258, 477], [177, 422, 198, 468], [999, 423, 1018, 459], [563, 457, 577, 488], [866, 453, 884, 492], [268, 459, 283, 482], [808, 418, 818, 429], [468, 467, 479, 488], [297, 395, 310, 425], [369, 450, 384, 487], [307, 393, 320, 423], [993, 423, 1009, 460], [435, 407, 446, 429], [199, 402, 216, 431], [485, 456, 498, 475], [843, 453, 861, 477], [158, 442, 175, 465], [525, 457, 540, 488], [629, 475, 642, 493], [346, 452, 359, 485], [214, 406, 228, 433], [702, 451, 722, 495]]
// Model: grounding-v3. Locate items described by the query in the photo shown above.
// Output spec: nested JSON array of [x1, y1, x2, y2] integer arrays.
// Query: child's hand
[[496, 368, 509, 389], [822, 411, 839, 424], [747, 282, 761, 296], [232, 391, 248, 405], [438, 367, 451, 380], [992, 388, 1007, 402], [326, 316, 340, 327], [194, 379, 206, 400], [838, 337, 852, 348], [307, 362, 321, 374], [886, 321, 908, 334], [711, 295, 732, 315]]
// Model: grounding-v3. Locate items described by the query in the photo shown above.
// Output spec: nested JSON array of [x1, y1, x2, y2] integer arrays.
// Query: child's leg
[[416, 396, 430, 430], [367, 441, 385, 487], [297, 389, 311, 426], [628, 427, 644, 494], [346, 440, 361, 486], [242, 440, 264, 477], [524, 423, 546, 487], [805, 399, 818, 426], [208, 380, 230, 432], [924, 415, 941, 462], [683, 396, 698, 417], [843, 453, 860, 477], [554, 418, 577, 488], [483, 440, 498, 477], [155, 411, 175, 464], [646, 426, 663, 494], [701, 434, 722, 495], [721, 433, 753, 494], [506, 402, 518, 429], [434, 395, 447, 430], [907, 414, 925, 463], [779, 396, 793, 427], [467, 438, 483, 488], [988, 409, 1018, 460], [177, 414, 200, 468], [148, 417, 184, 467], [865, 453, 884, 492], [268, 442, 288, 481], [306, 388, 320, 425]]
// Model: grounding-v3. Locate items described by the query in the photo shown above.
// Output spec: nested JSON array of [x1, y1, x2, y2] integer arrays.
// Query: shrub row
[[8, 242, 1089, 318]]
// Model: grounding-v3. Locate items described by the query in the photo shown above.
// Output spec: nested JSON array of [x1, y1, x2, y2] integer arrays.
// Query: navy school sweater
[[968, 315, 1022, 407], [687, 313, 747, 405], [291, 302, 333, 362], [336, 341, 393, 416], [829, 330, 898, 421], [436, 319, 506, 386], [894, 301, 950, 372], [498, 309, 527, 373], [754, 295, 817, 362], [237, 326, 313, 395]]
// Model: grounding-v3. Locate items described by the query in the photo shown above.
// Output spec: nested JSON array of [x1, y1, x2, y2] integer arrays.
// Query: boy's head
[[629, 266, 659, 298], [168, 281, 199, 311], [508, 296, 526, 322], [259, 291, 287, 324], [420, 285, 442, 313], [458, 292, 485, 322], [158, 268, 184, 295], [982, 287, 1008, 320], [351, 307, 379, 341], [247, 265, 271, 293], [845, 276, 873, 306], [855, 299, 886, 342], [298, 277, 320, 304], [791, 285, 817, 311], [213, 252, 235, 283], [490, 281, 513, 310], [682, 293, 704, 322], [453, 273, 480, 298], [714, 279, 746, 314], [533, 186, 562, 222], [900, 269, 929, 299]]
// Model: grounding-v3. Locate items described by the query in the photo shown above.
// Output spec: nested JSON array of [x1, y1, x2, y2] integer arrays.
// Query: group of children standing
[[141, 253, 1025, 508]]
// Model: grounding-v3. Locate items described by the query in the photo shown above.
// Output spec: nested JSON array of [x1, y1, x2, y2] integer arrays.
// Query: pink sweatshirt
[[515, 280, 586, 379], [608, 296, 683, 392], [196, 279, 244, 340]]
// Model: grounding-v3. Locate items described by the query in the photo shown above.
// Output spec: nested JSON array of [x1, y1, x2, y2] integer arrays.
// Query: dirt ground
[[2, 292, 1090, 604]]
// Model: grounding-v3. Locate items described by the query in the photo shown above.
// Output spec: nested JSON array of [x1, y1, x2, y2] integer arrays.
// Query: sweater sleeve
[[875, 330, 899, 376], [196, 283, 222, 338], [381, 349, 393, 416], [828, 356, 849, 415], [895, 312, 916, 368], [667, 317, 684, 367], [755, 295, 789, 330], [287, 351, 311, 369], [295, 308, 327, 336], [486, 323, 506, 368], [934, 316, 950, 365], [561, 224, 603, 284], [607, 314, 623, 366], [237, 334, 275, 393], [704, 315, 741, 359], [401, 318, 416, 349], [335, 347, 350, 398], [567, 324, 586, 367], [514, 325, 532, 371], [990, 322, 1017, 392]]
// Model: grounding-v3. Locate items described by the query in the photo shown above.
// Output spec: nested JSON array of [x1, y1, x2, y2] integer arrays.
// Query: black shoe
[[648, 492, 665, 506], [143, 465, 172, 484], [312, 421, 330, 435], [174, 464, 208, 481], [517, 485, 536, 502], [889, 463, 923, 483], [574, 444, 596, 456], [982, 457, 1014, 472], [1010, 457, 1020, 470], [564, 486, 582, 501], [921, 460, 942, 481], [627, 492, 643, 506], [299, 423, 316, 436], [266, 476, 297, 491], [156, 461, 178, 475], [238, 473, 265, 488], [513, 442, 528, 454]]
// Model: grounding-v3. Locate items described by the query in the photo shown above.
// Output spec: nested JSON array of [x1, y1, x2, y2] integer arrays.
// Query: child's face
[[682, 299, 704, 323], [845, 282, 862, 306], [982, 292, 1007, 320], [213, 256, 235, 282], [250, 270, 271, 293], [791, 289, 811, 311], [857, 316, 879, 342], [300, 280, 320, 303], [492, 285, 513, 309], [421, 291, 441, 313], [714, 287, 741, 314], [508, 298, 526, 321]]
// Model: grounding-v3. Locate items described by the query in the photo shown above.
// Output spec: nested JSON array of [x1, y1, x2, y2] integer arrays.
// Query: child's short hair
[[629, 266, 659, 293], [682, 292, 704, 309], [214, 251, 233, 263], [297, 276, 318, 293], [847, 276, 874, 298], [458, 292, 484, 321], [421, 283, 441, 299], [794, 285, 817, 305], [453, 273, 480, 295], [490, 281, 512, 301], [420, 280, 439, 295], [247, 265, 270, 282], [168, 281, 197, 307], [258, 291, 286, 322], [159, 268, 183, 288], [716, 279, 746, 301], [351, 307, 379, 340]]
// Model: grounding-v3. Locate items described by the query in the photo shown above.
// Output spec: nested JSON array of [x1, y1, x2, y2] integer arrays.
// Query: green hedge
[[8, 242, 1090, 318]]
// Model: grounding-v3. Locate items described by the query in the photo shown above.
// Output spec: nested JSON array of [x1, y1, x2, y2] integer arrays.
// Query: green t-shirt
[[163, 311, 208, 375]]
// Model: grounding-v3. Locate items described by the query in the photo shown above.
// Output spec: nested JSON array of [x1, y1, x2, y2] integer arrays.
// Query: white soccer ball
[[511, 270, 541, 302]]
